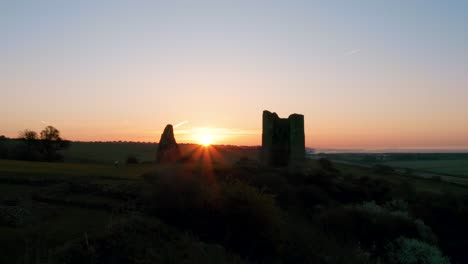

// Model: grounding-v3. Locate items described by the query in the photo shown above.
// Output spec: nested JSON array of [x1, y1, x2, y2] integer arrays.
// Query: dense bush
[[299, 169, 338, 188], [409, 194, 468, 263], [141, 168, 284, 260], [0, 127, 70, 162], [217, 180, 284, 257], [385, 237, 451, 264], [331, 176, 393, 204], [54, 214, 249, 264], [229, 167, 291, 205], [319, 201, 437, 257], [126, 155, 139, 164], [295, 184, 332, 208], [0, 205, 32, 227], [372, 164, 396, 174], [228, 163, 395, 212], [318, 157, 338, 172], [0, 140, 8, 159], [2, 149, 466, 263], [141, 168, 215, 218]]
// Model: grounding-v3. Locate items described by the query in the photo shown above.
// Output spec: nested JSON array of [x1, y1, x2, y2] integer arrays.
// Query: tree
[[0, 136, 7, 158], [40, 126, 60, 141], [20, 129, 38, 141], [39, 126, 70, 161], [18, 129, 40, 160]]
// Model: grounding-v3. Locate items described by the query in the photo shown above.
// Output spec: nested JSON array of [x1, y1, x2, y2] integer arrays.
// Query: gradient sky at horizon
[[1, 1, 467, 149]]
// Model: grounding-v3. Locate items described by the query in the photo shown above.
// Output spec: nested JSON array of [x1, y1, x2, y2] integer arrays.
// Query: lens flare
[[199, 133, 213, 146]]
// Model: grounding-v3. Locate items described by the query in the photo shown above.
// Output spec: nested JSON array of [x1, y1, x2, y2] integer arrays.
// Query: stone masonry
[[261, 110, 305, 166]]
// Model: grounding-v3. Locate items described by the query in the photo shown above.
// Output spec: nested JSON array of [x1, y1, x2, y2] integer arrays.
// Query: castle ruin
[[261, 110, 305, 166], [156, 124, 181, 163]]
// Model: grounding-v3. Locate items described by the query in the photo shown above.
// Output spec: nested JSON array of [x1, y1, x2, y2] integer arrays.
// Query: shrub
[[141, 168, 284, 260], [409, 193, 468, 263], [239, 156, 249, 162], [331, 176, 393, 204], [0, 205, 32, 227], [385, 237, 451, 264], [372, 164, 395, 174], [361, 201, 437, 244], [295, 184, 332, 208], [318, 157, 338, 172], [126, 155, 139, 164], [11, 142, 42, 161], [54, 214, 249, 264], [0, 141, 7, 159], [319, 201, 437, 256], [141, 168, 216, 219], [305, 169, 338, 187], [280, 221, 372, 264], [431, 175, 443, 182], [384, 199, 409, 213], [219, 180, 284, 258]]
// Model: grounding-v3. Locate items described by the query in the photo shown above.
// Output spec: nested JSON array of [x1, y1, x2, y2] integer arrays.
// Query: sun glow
[[181, 127, 231, 146], [199, 133, 213, 146]]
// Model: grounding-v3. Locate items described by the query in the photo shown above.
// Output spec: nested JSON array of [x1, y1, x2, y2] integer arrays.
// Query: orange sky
[[1, 1, 468, 150]]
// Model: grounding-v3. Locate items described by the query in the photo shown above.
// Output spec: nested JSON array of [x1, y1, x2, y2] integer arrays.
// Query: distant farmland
[[382, 159, 468, 177], [63, 141, 260, 164], [63, 142, 158, 163], [324, 153, 468, 178]]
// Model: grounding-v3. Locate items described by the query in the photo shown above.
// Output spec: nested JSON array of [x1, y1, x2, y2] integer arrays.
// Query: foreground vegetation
[[1, 150, 468, 263], [382, 159, 468, 177], [323, 153, 468, 178], [0, 137, 259, 164]]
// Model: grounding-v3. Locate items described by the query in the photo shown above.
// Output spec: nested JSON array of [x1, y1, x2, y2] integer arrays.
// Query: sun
[[199, 134, 213, 147], [193, 127, 218, 147]]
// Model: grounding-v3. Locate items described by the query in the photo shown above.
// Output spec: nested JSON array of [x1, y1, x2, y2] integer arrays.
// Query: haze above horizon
[[1, 1, 467, 149]]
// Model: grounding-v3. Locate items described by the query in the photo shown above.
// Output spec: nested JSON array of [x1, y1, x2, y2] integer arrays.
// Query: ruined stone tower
[[261, 110, 305, 166], [156, 124, 181, 163]]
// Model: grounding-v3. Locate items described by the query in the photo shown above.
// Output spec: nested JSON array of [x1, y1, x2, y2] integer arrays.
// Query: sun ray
[[199, 134, 213, 146], [192, 127, 218, 147]]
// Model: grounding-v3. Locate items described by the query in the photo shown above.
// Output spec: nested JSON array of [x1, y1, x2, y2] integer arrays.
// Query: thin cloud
[[190, 127, 261, 136], [41, 120, 54, 125], [174, 120, 189, 128], [344, 49, 361, 56]]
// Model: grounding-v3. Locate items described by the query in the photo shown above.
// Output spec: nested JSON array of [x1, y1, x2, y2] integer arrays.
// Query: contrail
[[174, 121, 189, 128], [344, 49, 360, 56]]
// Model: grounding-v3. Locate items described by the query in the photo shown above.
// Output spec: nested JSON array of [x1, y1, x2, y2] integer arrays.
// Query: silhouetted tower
[[261, 110, 305, 166]]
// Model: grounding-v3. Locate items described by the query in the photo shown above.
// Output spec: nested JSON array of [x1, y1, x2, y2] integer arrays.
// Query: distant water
[[312, 148, 468, 154]]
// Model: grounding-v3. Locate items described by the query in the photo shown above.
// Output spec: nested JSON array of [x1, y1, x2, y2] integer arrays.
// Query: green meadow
[[38, 141, 259, 165], [324, 153, 468, 179], [0, 159, 153, 180], [63, 142, 158, 163], [382, 159, 468, 178], [1, 145, 468, 263]]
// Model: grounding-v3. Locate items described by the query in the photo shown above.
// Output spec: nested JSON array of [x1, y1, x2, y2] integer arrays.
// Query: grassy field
[[0, 159, 153, 262], [63, 142, 158, 163], [332, 162, 468, 195], [324, 153, 468, 179], [1, 152, 467, 262], [0, 159, 154, 180], [64, 142, 260, 164], [382, 159, 468, 177]]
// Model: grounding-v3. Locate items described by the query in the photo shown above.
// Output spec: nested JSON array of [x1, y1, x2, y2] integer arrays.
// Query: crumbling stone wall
[[156, 124, 181, 163], [261, 110, 305, 166]]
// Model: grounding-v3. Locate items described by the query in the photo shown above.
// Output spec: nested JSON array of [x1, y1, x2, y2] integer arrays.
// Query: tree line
[[0, 126, 70, 162]]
